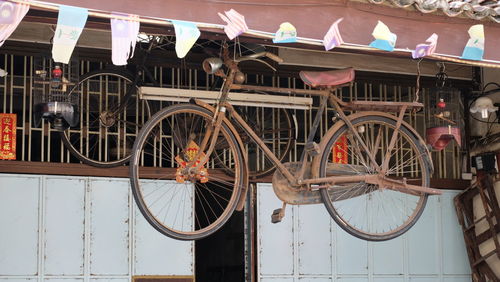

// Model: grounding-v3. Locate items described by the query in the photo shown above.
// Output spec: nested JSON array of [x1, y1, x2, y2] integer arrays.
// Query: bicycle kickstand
[[271, 202, 287, 224]]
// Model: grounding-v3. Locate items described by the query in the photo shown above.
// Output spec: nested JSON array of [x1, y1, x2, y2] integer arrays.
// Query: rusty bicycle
[[129, 45, 442, 241]]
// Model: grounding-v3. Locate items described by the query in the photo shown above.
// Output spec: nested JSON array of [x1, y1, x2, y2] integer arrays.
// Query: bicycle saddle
[[299, 67, 354, 88]]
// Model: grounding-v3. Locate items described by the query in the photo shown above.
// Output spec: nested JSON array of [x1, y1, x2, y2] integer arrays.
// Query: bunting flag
[[369, 21, 397, 51], [412, 33, 438, 59], [0, 1, 29, 47], [172, 20, 200, 58], [52, 5, 88, 64], [111, 14, 140, 65], [218, 9, 248, 40], [461, 24, 484, 61], [273, 22, 297, 43], [323, 18, 344, 51]]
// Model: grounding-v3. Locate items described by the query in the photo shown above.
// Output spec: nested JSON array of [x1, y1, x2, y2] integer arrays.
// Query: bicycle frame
[[189, 48, 440, 197]]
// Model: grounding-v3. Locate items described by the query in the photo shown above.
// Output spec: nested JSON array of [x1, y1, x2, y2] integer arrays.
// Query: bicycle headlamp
[[202, 57, 223, 74]]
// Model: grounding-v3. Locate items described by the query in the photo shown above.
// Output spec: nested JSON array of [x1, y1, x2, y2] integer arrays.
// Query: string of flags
[[0, 0, 28, 47], [0, 2, 490, 65]]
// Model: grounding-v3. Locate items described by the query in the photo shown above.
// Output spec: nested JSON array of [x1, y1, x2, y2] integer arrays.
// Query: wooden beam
[[0, 160, 470, 189]]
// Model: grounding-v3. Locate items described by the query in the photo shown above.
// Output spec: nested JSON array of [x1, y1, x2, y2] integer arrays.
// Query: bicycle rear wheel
[[129, 104, 244, 240], [61, 69, 150, 167], [319, 115, 430, 241]]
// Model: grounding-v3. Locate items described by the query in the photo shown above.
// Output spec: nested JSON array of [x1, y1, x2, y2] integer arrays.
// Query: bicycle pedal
[[271, 208, 284, 224], [305, 142, 320, 156]]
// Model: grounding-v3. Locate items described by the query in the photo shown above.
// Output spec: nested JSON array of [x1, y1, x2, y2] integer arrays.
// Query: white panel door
[[0, 174, 194, 281], [0, 175, 40, 275], [297, 204, 332, 276], [44, 177, 86, 276], [133, 180, 194, 276], [407, 196, 439, 275], [258, 183, 294, 276], [89, 179, 130, 275], [257, 184, 471, 282], [440, 192, 470, 275]]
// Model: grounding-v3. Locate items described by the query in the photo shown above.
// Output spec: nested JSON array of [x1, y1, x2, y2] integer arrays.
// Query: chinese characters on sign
[[332, 134, 347, 164], [0, 113, 16, 159]]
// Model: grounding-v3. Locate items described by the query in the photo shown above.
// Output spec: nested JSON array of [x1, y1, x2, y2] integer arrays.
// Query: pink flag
[[0, 1, 29, 47], [323, 18, 344, 51], [111, 14, 140, 65], [412, 33, 438, 59], [218, 9, 248, 40]]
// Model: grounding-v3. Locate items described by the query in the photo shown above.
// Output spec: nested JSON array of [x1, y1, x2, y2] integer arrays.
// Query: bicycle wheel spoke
[[320, 116, 429, 241], [130, 104, 242, 240]]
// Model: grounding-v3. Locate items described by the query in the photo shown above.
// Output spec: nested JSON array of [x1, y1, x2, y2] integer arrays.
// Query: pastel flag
[[369, 21, 397, 51], [218, 9, 248, 40], [323, 18, 344, 51], [52, 5, 88, 64], [111, 14, 140, 65], [273, 22, 297, 43], [0, 1, 29, 47], [461, 24, 484, 61], [172, 20, 200, 58], [412, 33, 438, 59]]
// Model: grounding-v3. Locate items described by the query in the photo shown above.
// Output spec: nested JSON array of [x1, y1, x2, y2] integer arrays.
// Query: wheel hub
[[99, 111, 116, 127], [175, 140, 209, 183]]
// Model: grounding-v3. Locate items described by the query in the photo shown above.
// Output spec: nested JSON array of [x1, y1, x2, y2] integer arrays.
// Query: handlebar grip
[[265, 52, 284, 63]]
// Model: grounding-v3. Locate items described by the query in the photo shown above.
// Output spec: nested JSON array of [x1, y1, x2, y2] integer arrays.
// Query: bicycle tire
[[129, 103, 244, 240], [319, 115, 430, 241], [61, 69, 150, 167]]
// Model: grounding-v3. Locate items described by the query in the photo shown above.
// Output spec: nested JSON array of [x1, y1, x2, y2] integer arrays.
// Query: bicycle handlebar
[[235, 52, 284, 64]]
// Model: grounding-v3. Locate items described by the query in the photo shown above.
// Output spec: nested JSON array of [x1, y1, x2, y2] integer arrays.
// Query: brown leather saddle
[[299, 68, 355, 88]]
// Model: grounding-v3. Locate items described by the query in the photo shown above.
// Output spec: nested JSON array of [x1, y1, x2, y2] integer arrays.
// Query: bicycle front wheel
[[129, 104, 244, 240], [319, 115, 430, 241], [61, 70, 150, 167]]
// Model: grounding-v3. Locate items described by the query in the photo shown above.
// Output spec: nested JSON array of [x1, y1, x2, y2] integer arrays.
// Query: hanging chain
[[414, 58, 423, 103]]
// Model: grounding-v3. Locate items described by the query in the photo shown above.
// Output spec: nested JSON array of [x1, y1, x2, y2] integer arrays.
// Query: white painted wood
[[298, 278, 331, 281], [0, 176, 40, 275], [44, 177, 86, 275], [337, 277, 369, 282], [440, 193, 470, 275], [0, 174, 194, 281], [336, 229, 368, 275], [44, 279, 83, 282], [139, 87, 313, 110], [373, 277, 404, 282], [260, 278, 294, 282], [297, 204, 331, 275], [258, 183, 294, 276], [133, 181, 194, 276], [257, 185, 471, 282], [372, 236, 404, 275], [89, 179, 130, 275], [0, 279, 37, 282], [407, 196, 439, 275]]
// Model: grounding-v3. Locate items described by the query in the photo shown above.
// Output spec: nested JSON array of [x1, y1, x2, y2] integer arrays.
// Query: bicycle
[[129, 45, 442, 241], [62, 37, 295, 174]]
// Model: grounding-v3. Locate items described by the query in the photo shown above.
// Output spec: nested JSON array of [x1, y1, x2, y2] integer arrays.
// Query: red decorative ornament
[[52, 65, 62, 79], [437, 98, 446, 109]]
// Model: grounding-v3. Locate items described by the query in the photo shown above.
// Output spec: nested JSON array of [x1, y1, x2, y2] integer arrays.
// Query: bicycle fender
[[311, 111, 434, 178], [192, 99, 250, 211]]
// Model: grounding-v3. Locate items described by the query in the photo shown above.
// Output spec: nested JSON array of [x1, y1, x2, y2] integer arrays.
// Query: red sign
[[0, 114, 16, 160], [332, 134, 348, 164]]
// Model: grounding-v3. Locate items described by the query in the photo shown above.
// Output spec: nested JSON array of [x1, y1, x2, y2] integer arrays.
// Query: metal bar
[[381, 105, 407, 173], [226, 102, 297, 184]]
